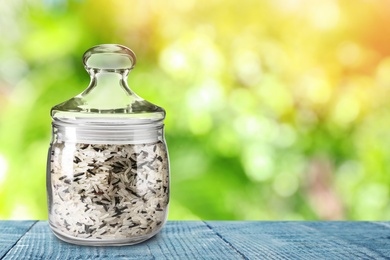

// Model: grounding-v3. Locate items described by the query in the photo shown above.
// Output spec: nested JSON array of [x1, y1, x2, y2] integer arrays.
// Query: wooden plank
[[205, 221, 390, 259], [0, 220, 37, 259], [3, 221, 243, 260], [303, 222, 390, 258], [147, 221, 244, 259], [5, 221, 390, 259]]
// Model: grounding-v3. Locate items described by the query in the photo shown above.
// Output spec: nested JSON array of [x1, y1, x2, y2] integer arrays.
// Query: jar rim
[[52, 119, 164, 144], [52, 116, 164, 127]]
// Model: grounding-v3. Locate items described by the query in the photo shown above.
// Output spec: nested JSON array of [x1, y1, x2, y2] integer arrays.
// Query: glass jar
[[46, 44, 169, 246]]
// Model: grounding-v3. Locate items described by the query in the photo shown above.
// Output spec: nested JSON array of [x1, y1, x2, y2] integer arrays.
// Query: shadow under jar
[[47, 44, 169, 246]]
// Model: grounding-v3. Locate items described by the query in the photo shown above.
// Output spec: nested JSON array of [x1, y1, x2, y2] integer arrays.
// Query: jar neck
[[79, 70, 137, 109], [88, 68, 129, 87]]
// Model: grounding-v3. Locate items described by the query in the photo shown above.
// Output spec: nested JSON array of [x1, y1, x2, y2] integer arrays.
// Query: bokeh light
[[1, 0, 390, 220]]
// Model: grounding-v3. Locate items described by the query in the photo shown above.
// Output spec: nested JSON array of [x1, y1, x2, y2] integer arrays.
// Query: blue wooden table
[[1, 221, 390, 259]]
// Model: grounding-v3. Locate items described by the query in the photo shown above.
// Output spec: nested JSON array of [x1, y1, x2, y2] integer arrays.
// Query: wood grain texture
[[2, 221, 243, 260], [0, 220, 37, 259], [205, 221, 390, 259], [2, 221, 390, 259]]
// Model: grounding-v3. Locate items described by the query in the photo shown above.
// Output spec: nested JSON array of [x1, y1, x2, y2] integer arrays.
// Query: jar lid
[[51, 44, 165, 127]]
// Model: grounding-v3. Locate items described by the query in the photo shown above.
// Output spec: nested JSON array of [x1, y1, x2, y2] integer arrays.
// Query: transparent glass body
[[46, 44, 169, 246]]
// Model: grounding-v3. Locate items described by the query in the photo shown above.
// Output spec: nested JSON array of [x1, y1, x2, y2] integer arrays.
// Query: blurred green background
[[1, 0, 390, 220]]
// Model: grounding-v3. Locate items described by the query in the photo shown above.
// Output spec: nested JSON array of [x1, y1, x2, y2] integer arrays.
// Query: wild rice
[[49, 141, 169, 240]]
